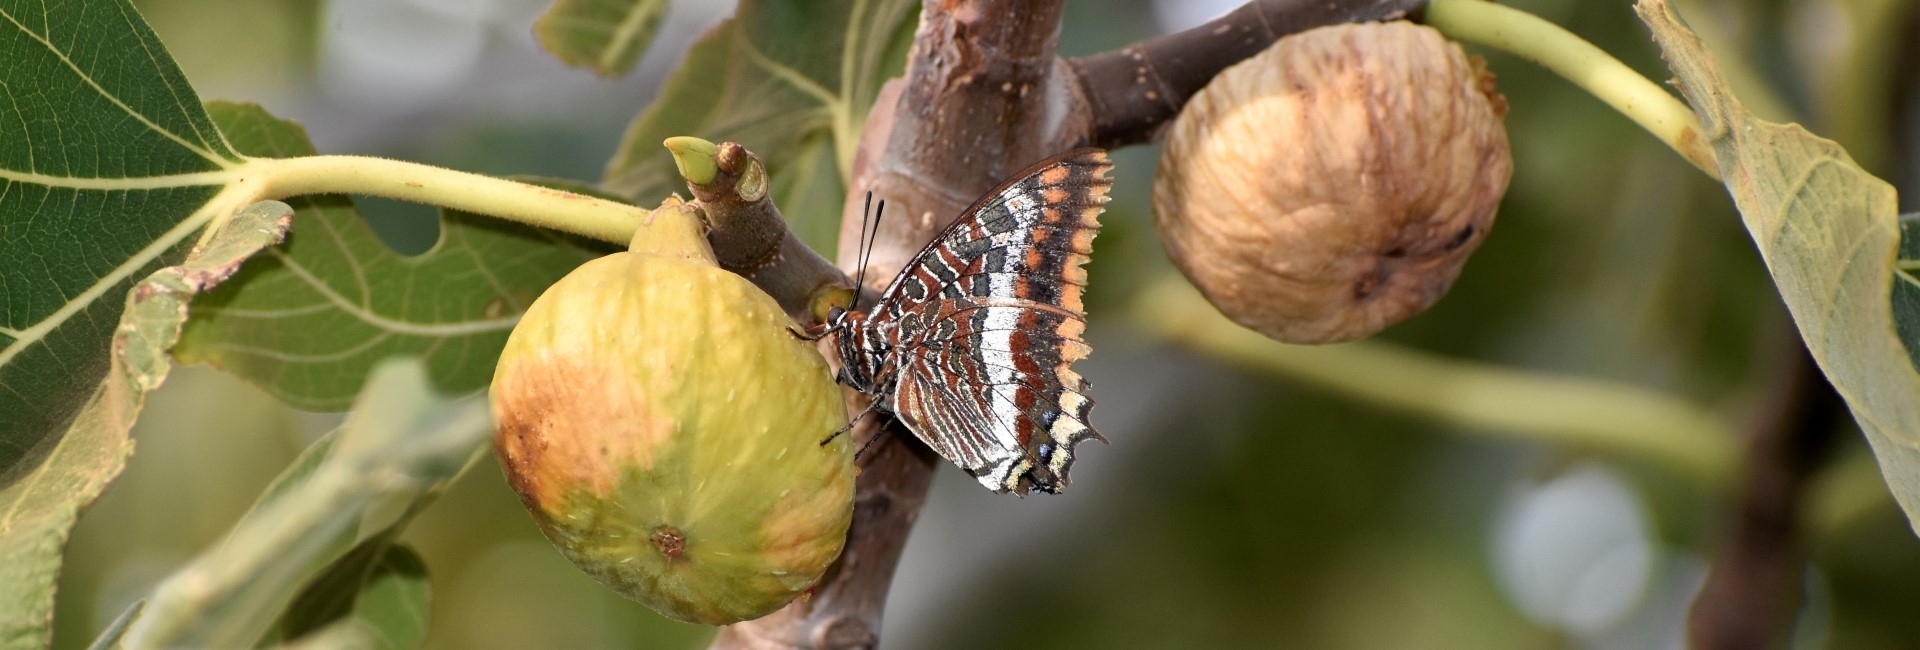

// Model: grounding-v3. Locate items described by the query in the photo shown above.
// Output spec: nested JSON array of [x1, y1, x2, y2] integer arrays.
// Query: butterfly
[[822, 148, 1113, 495]]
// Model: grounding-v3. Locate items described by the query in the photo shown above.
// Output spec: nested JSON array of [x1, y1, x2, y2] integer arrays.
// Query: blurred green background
[[54, 0, 1920, 648]]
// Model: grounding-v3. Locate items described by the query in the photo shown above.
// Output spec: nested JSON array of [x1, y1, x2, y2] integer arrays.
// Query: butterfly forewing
[[852, 149, 1112, 494]]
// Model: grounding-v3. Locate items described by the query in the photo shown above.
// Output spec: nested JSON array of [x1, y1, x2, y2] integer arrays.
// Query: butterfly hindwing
[[865, 149, 1112, 494], [893, 296, 1099, 492]]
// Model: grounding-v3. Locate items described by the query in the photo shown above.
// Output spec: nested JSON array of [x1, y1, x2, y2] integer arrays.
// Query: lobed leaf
[[600, 0, 918, 251], [1637, 0, 1920, 533], [175, 102, 615, 410], [0, 202, 293, 650], [0, 0, 241, 473]]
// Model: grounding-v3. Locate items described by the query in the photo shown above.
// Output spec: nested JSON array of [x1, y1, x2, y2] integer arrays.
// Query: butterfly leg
[[851, 422, 892, 462], [820, 395, 887, 446]]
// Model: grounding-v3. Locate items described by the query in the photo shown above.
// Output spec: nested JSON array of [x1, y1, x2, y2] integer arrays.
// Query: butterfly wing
[[892, 296, 1098, 493], [874, 148, 1111, 494], [870, 148, 1111, 320]]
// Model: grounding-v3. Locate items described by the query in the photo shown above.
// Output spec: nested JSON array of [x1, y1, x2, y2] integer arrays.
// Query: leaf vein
[[0, 4, 234, 168], [266, 252, 522, 336], [0, 206, 214, 370], [598, 0, 659, 71], [197, 331, 397, 364], [737, 37, 840, 109]]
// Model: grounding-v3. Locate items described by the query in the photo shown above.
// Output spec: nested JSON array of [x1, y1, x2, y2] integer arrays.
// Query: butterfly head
[[827, 192, 891, 394], [827, 308, 885, 393]]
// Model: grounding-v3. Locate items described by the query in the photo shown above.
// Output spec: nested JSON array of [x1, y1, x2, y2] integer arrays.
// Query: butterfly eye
[[826, 306, 847, 324]]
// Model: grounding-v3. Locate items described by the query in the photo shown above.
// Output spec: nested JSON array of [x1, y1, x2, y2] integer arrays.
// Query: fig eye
[[1445, 223, 1477, 251]]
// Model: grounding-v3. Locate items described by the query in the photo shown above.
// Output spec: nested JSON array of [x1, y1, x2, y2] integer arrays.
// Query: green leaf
[[534, 0, 669, 77], [237, 437, 434, 650], [175, 102, 614, 410], [1637, 0, 1920, 533], [0, 0, 241, 473], [242, 429, 340, 520], [601, 0, 918, 251], [0, 202, 293, 650], [120, 359, 489, 649], [1892, 213, 1920, 370], [275, 543, 430, 650]]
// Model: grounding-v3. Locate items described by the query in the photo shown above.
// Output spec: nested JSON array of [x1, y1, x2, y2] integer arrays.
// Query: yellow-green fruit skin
[[489, 250, 853, 625]]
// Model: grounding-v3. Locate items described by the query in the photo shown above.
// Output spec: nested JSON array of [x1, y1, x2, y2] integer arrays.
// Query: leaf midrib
[[598, 0, 660, 71], [0, 207, 214, 361], [0, 168, 236, 190]]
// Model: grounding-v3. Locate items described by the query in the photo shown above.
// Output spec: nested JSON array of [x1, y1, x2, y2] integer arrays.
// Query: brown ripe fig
[[489, 201, 854, 625], [1153, 21, 1511, 344]]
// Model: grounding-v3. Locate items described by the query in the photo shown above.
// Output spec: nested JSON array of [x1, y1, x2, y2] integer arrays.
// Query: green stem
[[241, 155, 647, 245], [1136, 279, 1738, 488], [1424, 0, 1720, 179]]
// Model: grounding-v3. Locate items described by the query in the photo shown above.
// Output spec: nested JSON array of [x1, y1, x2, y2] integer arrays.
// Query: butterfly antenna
[[849, 192, 873, 302], [864, 200, 885, 281]]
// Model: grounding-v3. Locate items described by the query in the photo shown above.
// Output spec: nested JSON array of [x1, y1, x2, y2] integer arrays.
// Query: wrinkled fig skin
[[1154, 22, 1512, 344], [491, 250, 854, 625]]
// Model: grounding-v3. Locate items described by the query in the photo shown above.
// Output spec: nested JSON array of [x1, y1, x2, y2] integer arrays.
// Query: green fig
[[490, 201, 853, 625]]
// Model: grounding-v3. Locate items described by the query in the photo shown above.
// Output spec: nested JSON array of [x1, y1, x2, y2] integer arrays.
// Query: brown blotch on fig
[[1153, 21, 1512, 344], [492, 351, 673, 514]]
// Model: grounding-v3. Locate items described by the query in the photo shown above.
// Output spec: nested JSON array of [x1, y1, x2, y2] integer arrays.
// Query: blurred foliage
[[47, 0, 1920, 649], [598, 0, 918, 252], [534, 0, 669, 77], [119, 360, 484, 648]]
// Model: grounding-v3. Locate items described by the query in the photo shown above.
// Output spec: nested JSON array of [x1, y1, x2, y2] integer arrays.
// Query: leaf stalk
[[240, 155, 647, 245], [1424, 0, 1720, 179]]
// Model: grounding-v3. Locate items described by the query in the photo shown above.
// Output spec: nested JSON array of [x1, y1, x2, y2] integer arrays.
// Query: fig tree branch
[[702, 1, 1452, 648], [718, 1, 1082, 646], [668, 138, 853, 327], [1065, 0, 1428, 148], [1688, 339, 1843, 649]]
